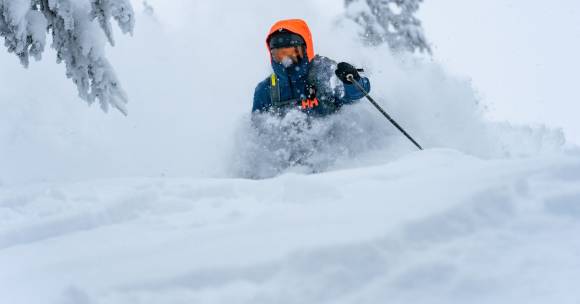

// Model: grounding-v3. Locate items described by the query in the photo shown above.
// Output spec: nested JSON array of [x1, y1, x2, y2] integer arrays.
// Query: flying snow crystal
[[0, 0, 135, 114], [281, 56, 294, 68], [345, 0, 431, 53]]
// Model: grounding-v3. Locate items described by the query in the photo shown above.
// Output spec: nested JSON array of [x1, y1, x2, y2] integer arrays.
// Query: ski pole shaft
[[347, 75, 423, 151]]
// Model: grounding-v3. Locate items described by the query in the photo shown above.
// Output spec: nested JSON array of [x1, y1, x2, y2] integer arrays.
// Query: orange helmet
[[266, 19, 315, 62]]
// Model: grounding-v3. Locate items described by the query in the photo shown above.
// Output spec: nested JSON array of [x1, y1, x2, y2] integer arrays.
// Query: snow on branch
[[0, 0, 135, 115], [91, 0, 134, 46], [345, 0, 431, 54]]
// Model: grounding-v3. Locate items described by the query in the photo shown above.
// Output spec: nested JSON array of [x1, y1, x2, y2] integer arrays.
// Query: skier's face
[[271, 46, 304, 67]]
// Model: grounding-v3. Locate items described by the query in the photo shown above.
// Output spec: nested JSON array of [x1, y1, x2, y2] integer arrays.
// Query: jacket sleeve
[[338, 77, 371, 105], [252, 79, 271, 113]]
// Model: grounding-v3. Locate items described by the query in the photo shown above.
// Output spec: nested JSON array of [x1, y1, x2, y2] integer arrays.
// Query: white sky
[[420, 0, 580, 144]]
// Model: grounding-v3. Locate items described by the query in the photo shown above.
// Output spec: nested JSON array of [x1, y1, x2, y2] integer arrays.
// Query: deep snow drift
[[1, 1, 580, 304], [2, 150, 580, 304]]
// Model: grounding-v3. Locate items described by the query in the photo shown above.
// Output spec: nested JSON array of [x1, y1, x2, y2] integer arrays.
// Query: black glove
[[335, 62, 361, 84]]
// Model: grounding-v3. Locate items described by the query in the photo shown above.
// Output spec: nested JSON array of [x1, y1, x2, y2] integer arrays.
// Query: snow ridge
[[2, 150, 580, 304]]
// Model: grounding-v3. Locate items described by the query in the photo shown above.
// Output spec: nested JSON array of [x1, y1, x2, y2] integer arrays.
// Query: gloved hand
[[335, 62, 361, 84]]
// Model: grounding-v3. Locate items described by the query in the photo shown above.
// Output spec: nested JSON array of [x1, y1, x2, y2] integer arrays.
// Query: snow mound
[[2, 150, 580, 304]]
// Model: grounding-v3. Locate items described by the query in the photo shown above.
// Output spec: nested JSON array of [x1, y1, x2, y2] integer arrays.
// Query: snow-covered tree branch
[[345, 0, 430, 54], [0, 0, 134, 115]]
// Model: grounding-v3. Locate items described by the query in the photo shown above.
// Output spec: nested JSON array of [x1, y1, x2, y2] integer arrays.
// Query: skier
[[253, 19, 371, 116]]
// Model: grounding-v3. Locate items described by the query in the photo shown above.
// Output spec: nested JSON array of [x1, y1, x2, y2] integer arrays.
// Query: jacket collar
[[271, 56, 310, 82]]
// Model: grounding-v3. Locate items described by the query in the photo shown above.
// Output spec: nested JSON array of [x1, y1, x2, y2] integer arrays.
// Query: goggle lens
[[271, 47, 302, 63]]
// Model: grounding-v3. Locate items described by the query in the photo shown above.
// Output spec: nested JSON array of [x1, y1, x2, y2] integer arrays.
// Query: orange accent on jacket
[[301, 98, 319, 110], [266, 19, 315, 62]]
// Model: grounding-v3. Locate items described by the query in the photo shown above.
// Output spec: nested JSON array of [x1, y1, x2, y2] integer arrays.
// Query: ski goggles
[[268, 31, 305, 50], [270, 46, 304, 64]]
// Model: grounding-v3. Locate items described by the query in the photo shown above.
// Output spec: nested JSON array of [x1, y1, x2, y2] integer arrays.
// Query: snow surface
[[1, 1, 580, 303], [3, 149, 580, 304]]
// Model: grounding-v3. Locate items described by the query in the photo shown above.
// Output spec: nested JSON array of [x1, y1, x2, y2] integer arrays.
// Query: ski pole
[[347, 74, 423, 151]]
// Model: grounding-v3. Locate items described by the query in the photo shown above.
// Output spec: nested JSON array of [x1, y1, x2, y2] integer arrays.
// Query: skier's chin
[[281, 57, 294, 68]]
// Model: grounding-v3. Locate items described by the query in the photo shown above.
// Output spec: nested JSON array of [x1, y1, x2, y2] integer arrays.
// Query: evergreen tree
[[0, 0, 134, 114], [345, 0, 430, 54]]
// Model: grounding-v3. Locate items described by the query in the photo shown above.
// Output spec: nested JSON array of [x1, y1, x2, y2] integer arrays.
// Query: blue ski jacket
[[252, 57, 371, 116]]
